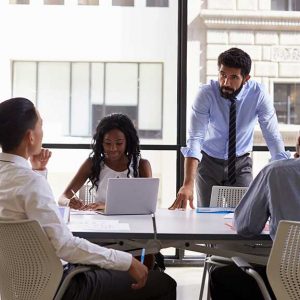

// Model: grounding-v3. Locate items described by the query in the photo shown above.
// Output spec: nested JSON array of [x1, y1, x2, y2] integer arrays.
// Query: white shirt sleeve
[[23, 174, 132, 271]]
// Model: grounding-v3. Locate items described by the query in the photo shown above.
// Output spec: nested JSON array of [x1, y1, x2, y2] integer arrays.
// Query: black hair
[[0, 97, 38, 152], [88, 113, 141, 191], [218, 48, 252, 77]]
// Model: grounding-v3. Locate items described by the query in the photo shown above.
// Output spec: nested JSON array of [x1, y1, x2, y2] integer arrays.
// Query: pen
[[70, 189, 79, 200], [140, 248, 146, 264]]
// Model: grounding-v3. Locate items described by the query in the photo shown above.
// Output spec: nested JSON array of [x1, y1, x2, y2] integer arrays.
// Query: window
[[112, 0, 134, 6], [12, 61, 163, 140], [44, 0, 64, 4], [9, 0, 29, 4], [274, 83, 300, 124], [271, 0, 300, 11], [4, 1, 179, 208], [146, 0, 169, 7], [78, 0, 99, 5]]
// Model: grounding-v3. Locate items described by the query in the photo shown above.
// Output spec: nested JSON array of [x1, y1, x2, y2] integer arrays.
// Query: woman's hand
[[69, 197, 85, 210], [81, 202, 105, 211]]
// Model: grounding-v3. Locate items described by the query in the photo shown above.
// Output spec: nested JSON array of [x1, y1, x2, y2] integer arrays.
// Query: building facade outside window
[[112, 0, 134, 7], [9, 0, 29, 4], [274, 83, 300, 124], [271, 0, 300, 11], [12, 61, 163, 140], [78, 0, 99, 5]]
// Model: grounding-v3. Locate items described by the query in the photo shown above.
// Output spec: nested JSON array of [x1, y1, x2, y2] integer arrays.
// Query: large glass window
[[78, 0, 99, 5], [13, 61, 164, 141], [9, 0, 29, 4], [3, 2, 179, 204], [112, 0, 134, 6], [271, 0, 300, 11], [44, 0, 64, 4], [274, 83, 300, 124], [146, 0, 169, 7]]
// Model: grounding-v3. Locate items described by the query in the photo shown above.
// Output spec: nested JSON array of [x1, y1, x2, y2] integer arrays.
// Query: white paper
[[223, 213, 234, 219], [69, 219, 130, 231]]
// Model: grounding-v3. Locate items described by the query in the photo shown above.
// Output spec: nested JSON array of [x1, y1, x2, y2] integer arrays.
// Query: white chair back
[[210, 185, 248, 208], [0, 219, 63, 300], [267, 220, 300, 300], [79, 184, 95, 205]]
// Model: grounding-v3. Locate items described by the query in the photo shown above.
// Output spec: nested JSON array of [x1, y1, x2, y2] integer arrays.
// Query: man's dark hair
[[0, 97, 38, 152], [218, 48, 252, 77]]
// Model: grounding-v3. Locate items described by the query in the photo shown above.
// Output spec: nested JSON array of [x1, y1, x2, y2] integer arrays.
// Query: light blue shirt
[[234, 159, 300, 239], [181, 80, 290, 161]]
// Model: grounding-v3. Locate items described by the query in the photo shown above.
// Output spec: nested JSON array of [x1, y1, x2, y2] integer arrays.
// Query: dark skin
[[60, 129, 152, 210]]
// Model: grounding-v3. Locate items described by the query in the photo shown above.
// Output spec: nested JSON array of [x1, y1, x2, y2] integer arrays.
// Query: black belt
[[201, 151, 250, 161], [237, 152, 250, 159]]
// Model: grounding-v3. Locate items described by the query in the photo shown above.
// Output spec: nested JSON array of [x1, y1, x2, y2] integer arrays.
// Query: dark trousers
[[62, 264, 176, 300], [196, 151, 253, 207], [209, 264, 276, 300]]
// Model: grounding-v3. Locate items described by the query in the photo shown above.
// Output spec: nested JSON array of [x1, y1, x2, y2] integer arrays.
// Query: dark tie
[[228, 97, 236, 185]]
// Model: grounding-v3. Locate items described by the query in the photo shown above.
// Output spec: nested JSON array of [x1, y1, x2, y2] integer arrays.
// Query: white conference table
[[69, 208, 271, 264]]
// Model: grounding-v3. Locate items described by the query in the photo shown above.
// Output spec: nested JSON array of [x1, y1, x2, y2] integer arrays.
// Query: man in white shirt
[[0, 97, 176, 300]]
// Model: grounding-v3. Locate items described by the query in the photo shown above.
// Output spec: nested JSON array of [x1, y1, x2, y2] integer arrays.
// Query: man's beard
[[220, 82, 244, 100]]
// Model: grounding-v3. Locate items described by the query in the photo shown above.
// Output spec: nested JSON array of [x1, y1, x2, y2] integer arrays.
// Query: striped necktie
[[228, 97, 236, 185]]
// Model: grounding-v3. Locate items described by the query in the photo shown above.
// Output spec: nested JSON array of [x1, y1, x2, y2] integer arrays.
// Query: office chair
[[0, 219, 90, 300], [199, 185, 248, 300], [210, 185, 248, 208], [79, 184, 95, 205], [232, 220, 300, 300]]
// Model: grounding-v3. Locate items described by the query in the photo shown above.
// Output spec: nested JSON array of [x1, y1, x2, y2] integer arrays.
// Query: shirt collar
[[0, 152, 31, 169], [235, 82, 247, 102]]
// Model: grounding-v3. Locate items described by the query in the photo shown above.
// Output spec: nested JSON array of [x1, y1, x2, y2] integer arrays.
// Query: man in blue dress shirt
[[170, 47, 289, 208]]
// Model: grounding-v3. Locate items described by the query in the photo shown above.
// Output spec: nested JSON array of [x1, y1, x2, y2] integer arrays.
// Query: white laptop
[[99, 178, 159, 215]]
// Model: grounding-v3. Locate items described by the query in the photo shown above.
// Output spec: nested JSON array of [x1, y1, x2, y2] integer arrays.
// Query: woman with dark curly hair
[[59, 113, 151, 211]]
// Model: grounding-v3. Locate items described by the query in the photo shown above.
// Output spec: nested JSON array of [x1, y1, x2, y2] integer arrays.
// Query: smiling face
[[102, 128, 127, 162], [218, 64, 250, 99]]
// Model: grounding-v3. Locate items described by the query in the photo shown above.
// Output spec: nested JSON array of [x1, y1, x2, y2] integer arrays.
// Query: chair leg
[[199, 258, 209, 300], [206, 278, 211, 300]]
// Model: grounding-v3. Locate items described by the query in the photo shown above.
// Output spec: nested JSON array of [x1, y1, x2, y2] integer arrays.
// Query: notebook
[[99, 178, 159, 215]]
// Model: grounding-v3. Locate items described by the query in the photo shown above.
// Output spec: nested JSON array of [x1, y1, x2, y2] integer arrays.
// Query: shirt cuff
[[58, 195, 70, 206], [114, 250, 133, 271], [33, 168, 48, 178], [181, 146, 202, 161], [271, 150, 291, 161]]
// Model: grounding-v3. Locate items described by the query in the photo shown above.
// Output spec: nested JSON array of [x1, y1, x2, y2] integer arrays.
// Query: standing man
[[170, 47, 289, 208]]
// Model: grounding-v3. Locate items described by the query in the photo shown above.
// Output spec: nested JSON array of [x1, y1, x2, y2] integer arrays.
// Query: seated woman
[[59, 113, 159, 270], [59, 113, 151, 210]]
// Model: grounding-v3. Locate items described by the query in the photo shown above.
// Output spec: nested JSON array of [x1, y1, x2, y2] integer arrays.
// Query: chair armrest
[[207, 255, 233, 267], [54, 265, 92, 300], [232, 256, 253, 269], [232, 256, 272, 300]]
